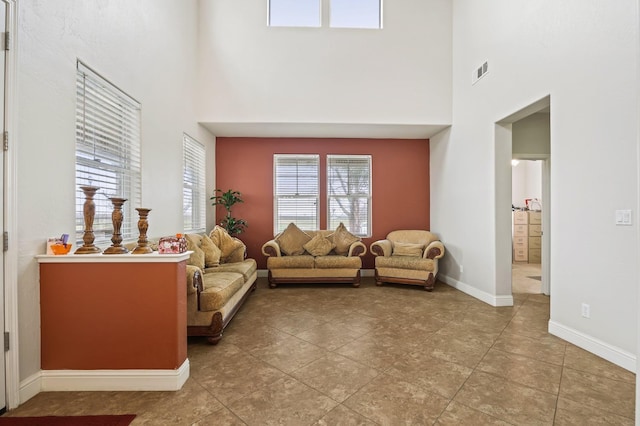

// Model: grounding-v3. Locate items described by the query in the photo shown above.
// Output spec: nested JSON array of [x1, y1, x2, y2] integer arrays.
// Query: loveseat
[[262, 223, 367, 288], [370, 230, 445, 291], [184, 226, 257, 344]]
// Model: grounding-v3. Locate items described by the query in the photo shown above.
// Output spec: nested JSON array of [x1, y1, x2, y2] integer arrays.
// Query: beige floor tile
[[195, 353, 288, 406], [476, 348, 562, 394], [313, 404, 378, 425], [563, 344, 636, 384], [249, 335, 328, 373], [295, 321, 370, 351], [192, 406, 247, 426], [434, 402, 513, 425], [335, 335, 404, 370], [344, 374, 450, 425], [227, 377, 337, 426], [454, 371, 557, 425], [553, 397, 635, 425], [131, 379, 224, 425], [385, 352, 473, 399], [492, 331, 566, 366], [291, 353, 380, 402], [559, 367, 636, 419]]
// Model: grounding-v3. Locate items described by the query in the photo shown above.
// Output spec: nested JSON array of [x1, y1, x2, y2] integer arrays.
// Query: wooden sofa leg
[[424, 274, 435, 292], [374, 270, 383, 286], [207, 311, 224, 345], [268, 271, 277, 288]]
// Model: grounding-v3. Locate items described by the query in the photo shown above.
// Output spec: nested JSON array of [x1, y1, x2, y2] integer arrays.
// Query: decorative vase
[[132, 208, 153, 254], [104, 197, 129, 254], [75, 185, 102, 254]]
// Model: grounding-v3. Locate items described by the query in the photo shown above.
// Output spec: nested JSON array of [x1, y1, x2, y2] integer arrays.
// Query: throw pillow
[[276, 223, 312, 256], [393, 242, 424, 257], [209, 225, 245, 263], [303, 233, 336, 256], [185, 234, 205, 269], [332, 222, 360, 255], [201, 234, 222, 267]]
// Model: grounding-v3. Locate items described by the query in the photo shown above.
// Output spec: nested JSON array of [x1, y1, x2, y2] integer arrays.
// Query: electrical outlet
[[581, 303, 590, 318]]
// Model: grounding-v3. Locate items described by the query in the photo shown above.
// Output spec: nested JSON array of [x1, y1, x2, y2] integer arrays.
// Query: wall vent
[[472, 61, 489, 85]]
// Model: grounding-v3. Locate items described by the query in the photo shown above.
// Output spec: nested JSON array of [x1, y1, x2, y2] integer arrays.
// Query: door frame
[[3, 0, 19, 410]]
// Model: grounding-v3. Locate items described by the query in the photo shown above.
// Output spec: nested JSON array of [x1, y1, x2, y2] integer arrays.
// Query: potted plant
[[210, 189, 248, 236]]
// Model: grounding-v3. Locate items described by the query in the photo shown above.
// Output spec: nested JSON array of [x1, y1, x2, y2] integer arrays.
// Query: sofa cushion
[[376, 255, 435, 271], [331, 223, 360, 255], [199, 271, 245, 312], [205, 259, 257, 282], [201, 234, 222, 267], [267, 255, 315, 269], [185, 234, 205, 269], [276, 223, 312, 256], [392, 242, 423, 257], [315, 255, 362, 269], [303, 233, 336, 256], [210, 225, 245, 262]]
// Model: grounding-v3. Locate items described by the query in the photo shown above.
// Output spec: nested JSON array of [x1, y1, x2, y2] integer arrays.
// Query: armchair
[[370, 230, 445, 291]]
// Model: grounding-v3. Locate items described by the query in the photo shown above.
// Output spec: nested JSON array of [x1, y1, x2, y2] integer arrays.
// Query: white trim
[[18, 372, 41, 405], [20, 360, 189, 396], [35, 252, 191, 264], [3, 0, 19, 410], [439, 274, 514, 307], [549, 320, 636, 372]]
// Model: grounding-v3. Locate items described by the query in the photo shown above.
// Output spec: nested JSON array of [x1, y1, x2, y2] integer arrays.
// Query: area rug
[[0, 414, 136, 426]]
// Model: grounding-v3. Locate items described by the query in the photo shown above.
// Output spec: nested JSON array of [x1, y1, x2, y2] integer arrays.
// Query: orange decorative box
[[158, 235, 187, 254]]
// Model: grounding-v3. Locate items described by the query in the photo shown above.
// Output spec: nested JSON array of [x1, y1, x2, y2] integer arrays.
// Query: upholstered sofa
[[261, 223, 367, 288], [370, 230, 445, 291], [184, 226, 257, 344]]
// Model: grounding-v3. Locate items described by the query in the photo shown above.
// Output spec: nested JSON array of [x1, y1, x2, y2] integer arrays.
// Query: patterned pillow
[[393, 242, 423, 257], [332, 223, 360, 255], [276, 223, 312, 256], [201, 234, 222, 267], [303, 233, 336, 256]]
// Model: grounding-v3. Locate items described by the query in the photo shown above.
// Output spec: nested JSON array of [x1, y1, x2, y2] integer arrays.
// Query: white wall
[[432, 0, 638, 365], [512, 161, 542, 209], [16, 0, 214, 396], [197, 0, 452, 126]]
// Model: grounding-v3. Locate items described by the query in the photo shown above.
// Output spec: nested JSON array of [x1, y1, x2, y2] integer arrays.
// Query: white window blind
[[327, 155, 371, 236], [183, 134, 206, 233], [274, 154, 320, 233], [75, 61, 141, 244]]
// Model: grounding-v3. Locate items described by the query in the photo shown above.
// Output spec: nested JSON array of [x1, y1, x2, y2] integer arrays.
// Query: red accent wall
[[215, 138, 430, 269]]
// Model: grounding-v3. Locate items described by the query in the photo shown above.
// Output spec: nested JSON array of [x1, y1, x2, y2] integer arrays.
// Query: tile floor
[[4, 275, 636, 425]]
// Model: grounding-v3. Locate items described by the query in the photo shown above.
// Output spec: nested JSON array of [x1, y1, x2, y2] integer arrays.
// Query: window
[[268, 0, 381, 28], [75, 61, 141, 244], [268, 0, 321, 27], [183, 134, 206, 232], [327, 155, 371, 236], [330, 0, 381, 29], [274, 154, 320, 233]]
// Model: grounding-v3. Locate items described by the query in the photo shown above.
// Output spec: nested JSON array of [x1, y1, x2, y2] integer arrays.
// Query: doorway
[[495, 95, 551, 300]]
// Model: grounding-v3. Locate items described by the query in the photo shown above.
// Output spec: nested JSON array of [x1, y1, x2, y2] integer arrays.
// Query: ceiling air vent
[[472, 61, 489, 85]]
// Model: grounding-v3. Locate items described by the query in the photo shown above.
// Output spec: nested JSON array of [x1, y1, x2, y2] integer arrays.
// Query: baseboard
[[19, 359, 189, 400], [548, 320, 636, 372], [18, 371, 42, 404], [439, 274, 514, 307]]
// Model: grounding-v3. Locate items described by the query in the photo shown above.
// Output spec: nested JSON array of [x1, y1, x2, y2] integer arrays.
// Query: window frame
[[182, 134, 206, 233], [326, 154, 372, 237], [273, 154, 320, 234], [75, 60, 141, 245]]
